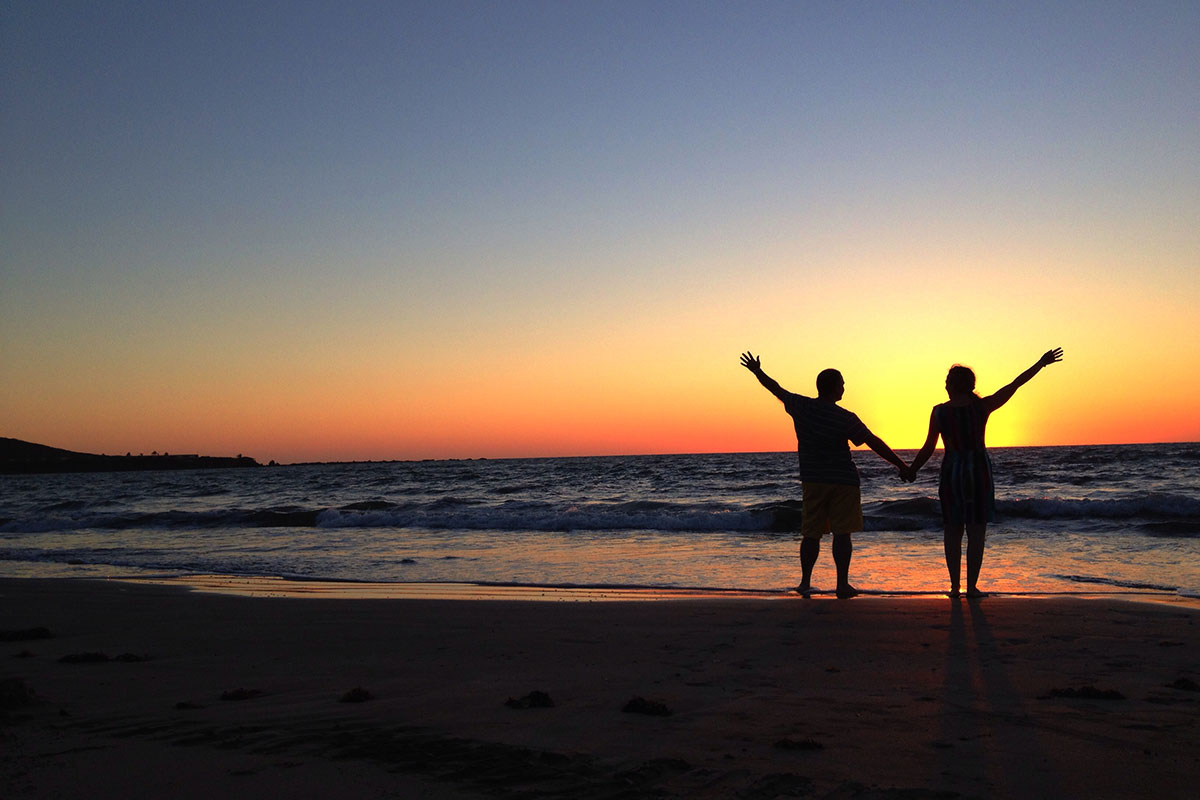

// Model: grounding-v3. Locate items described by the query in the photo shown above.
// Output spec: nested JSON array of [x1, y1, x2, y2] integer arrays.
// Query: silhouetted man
[[741, 352, 908, 597]]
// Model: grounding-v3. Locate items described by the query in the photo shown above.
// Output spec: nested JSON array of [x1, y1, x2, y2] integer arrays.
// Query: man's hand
[[742, 351, 788, 400], [1038, 347, 1064, 368]]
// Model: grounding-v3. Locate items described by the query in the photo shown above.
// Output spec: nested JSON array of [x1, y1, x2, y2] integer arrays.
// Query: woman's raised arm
[[982, 348, 1063, 413]]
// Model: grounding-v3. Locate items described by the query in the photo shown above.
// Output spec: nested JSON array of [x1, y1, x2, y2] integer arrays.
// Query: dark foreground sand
[[2, 579, 1198, 799]]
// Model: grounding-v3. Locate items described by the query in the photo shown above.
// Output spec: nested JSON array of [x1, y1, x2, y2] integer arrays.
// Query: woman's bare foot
[[966, 588, 988, 599], [836, 584, 859, 599], [948, 587, 961, 599]]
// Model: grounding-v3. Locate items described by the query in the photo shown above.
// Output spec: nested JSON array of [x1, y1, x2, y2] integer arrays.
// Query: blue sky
[[3, 1, 1198, 460]]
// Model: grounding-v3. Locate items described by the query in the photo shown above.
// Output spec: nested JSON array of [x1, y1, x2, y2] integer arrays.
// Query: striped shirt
[[782, 393, 869, 486]]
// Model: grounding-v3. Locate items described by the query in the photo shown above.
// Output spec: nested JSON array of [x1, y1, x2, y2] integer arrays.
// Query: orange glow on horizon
[[7, 265, 1199, 463], [9, 332, 1200, 464]]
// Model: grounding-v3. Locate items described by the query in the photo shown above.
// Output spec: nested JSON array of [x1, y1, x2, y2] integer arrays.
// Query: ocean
[[2, 444, 1198, 598]]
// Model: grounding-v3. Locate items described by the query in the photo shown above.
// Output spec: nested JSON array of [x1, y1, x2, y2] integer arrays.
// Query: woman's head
[[945, 365, 977, 397]]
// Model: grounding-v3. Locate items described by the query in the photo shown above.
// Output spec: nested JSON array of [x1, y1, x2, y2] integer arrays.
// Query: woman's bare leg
[[965, 523, 987, 597], [944, 523, 964, 597]]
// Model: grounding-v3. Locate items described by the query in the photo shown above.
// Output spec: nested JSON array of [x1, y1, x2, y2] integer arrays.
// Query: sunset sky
[[3, 2, 1198, 463]]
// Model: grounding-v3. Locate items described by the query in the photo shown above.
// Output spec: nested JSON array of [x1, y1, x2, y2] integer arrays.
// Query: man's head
[[816, 368, 844, 401]]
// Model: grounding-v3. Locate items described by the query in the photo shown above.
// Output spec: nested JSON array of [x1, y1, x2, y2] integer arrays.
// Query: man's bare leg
[[797, 536, 820, 594], [832, 533, 858, 598]]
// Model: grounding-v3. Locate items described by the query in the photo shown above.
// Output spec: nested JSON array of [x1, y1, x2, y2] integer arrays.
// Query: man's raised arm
[[741, 351, 790, 402]]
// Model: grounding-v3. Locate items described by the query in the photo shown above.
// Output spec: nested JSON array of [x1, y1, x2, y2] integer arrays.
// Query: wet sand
[[2, 577, 1198, 798]]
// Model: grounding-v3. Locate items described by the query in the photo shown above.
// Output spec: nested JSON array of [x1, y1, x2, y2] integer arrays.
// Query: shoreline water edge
[[121, 573, 1200, 608]]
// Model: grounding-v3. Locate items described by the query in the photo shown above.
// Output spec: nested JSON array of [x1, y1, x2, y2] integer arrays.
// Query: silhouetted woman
[[908, 348, 1063, 598]]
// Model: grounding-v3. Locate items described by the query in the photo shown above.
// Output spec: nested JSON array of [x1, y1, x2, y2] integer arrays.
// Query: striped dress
[[935, 399, 995, 525]]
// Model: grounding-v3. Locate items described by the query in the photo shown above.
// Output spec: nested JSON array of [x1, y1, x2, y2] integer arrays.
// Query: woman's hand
[[1039, 347, 1064, 368]]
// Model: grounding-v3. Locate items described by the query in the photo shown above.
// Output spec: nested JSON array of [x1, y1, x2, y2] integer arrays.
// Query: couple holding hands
[[741, 347, 1064, 599]]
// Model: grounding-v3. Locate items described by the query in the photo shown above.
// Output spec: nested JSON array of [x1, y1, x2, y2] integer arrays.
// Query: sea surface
[[2, 444, 1198, 597]]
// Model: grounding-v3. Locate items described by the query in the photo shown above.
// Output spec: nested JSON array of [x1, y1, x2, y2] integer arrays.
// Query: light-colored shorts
[[801, 482, 863, 539]]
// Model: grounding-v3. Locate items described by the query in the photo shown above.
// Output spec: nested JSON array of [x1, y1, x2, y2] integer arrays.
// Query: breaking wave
[[3, 491, 1198, 536]]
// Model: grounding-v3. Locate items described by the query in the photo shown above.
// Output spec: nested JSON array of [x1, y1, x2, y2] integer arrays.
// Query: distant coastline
[[0, 437, 261, 474]]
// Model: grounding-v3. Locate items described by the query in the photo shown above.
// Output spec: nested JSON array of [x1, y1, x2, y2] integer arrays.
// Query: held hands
[[740, 352, 761, 372], [898, 464, 918, 483], [1038, 347, 1064, 368]]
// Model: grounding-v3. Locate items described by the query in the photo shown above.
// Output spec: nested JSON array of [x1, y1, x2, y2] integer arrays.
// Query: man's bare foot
[[795, 583, 812, 597], [948, 587, 961, 599], [836, 584, 859, 599], [966, 588, 988, 599]]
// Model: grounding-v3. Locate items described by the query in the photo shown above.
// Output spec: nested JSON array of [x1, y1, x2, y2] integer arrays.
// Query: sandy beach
[[2, 579, 1198, 799]]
